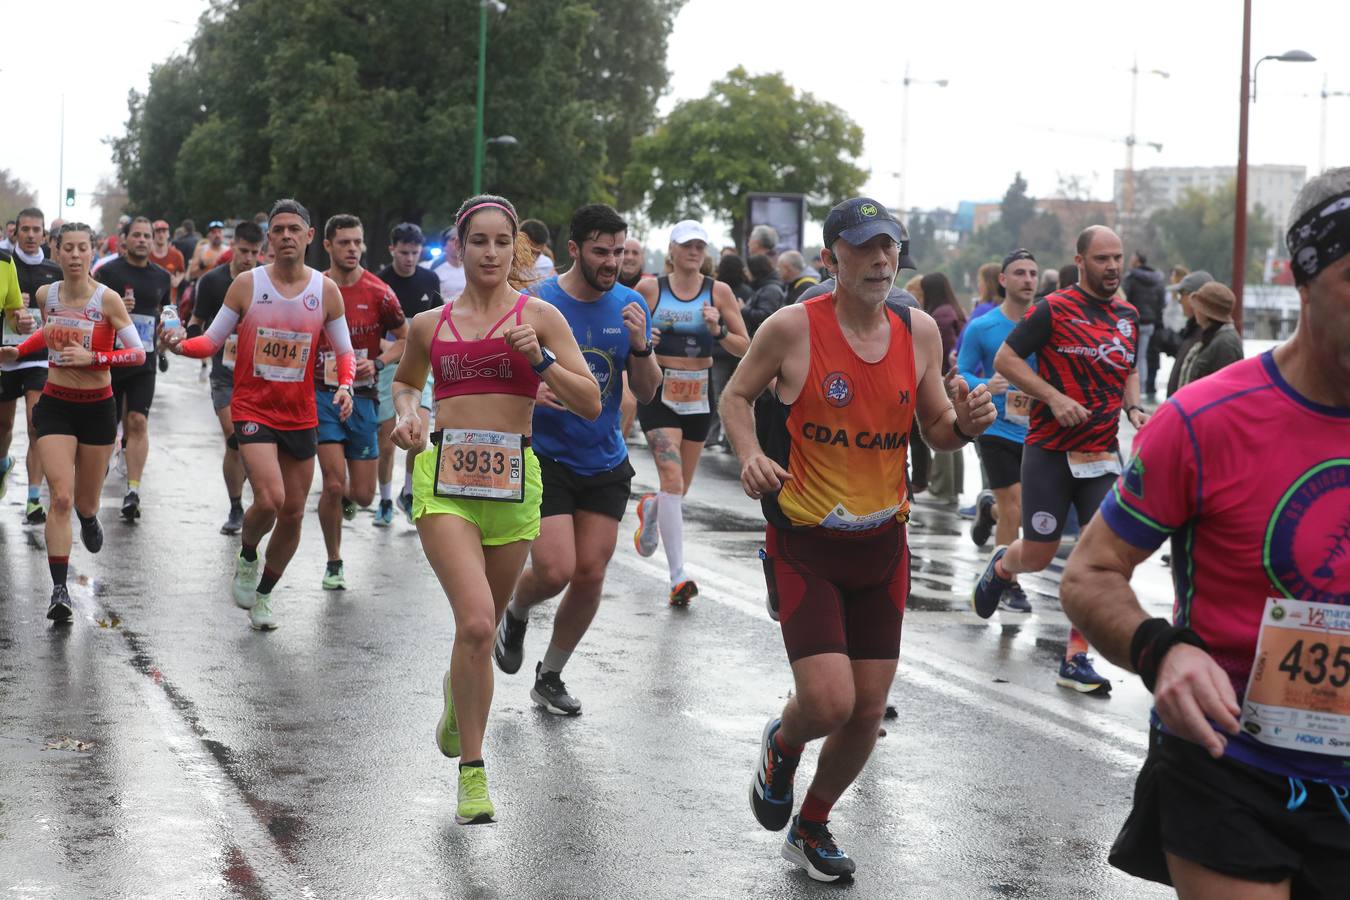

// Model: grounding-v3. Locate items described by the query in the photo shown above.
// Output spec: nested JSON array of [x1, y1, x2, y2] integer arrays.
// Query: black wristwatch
[[1126, 404, 1145, 416], [952, 423, 975, 444], [630, 342, 653, 357], [374, 358, 386, 373], [715, 323, 729, 340]]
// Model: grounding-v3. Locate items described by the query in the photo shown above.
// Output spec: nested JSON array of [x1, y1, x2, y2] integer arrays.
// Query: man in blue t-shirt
[[492, 204, 661, 715], [956, 248, 1039, 612]]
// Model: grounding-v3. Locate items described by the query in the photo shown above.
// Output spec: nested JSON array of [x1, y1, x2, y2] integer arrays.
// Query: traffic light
[[64, 188, 75, 207]]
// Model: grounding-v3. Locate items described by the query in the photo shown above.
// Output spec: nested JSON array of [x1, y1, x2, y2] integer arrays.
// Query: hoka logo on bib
[[1264, 459, 1350, 605]]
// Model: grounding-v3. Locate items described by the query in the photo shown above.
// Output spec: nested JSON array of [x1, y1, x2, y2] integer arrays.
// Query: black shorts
[[33, 393, 118, 445], [234, 420, 318, 461], [112, 367, 157, 418], [977, 434, 1024, 490], [1019, 444, 1116, 542], [538, 454, 634, 521], [763, 518, 909, 663], [1110, 728, 1350, 895], [636, 378, 712, 443], [0, 367, 47, 402]]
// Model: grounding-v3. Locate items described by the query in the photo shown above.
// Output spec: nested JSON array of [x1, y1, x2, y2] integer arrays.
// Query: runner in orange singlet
[[720, 198, 996, 882]]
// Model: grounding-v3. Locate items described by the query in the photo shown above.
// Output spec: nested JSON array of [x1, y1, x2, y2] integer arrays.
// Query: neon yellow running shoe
[[321, 562, 346, 591], [435, 670, 460, 758], [455, 765, 495, 825]]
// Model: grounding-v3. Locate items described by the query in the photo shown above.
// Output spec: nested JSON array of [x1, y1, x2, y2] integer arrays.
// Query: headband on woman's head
[[1287, 189, 1350, 286], [456, 202, 517, 229]]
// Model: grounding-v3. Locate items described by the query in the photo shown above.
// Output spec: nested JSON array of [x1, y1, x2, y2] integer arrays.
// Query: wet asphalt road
[[0, 359, 1175, 899]]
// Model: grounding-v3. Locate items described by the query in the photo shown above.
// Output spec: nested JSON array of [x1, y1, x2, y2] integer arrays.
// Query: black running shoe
[[80, 515, 104, 553], [47, 584, 73, 623], [998, 582, 1033, 613], [782, 816, 856, 883], [121, 490, 141, 522], [493, 610, 527, 674], [530, 662, 581, 716], [24, 500, 47, 525], [750, 717, 799, 831], [970, 490, 996, 547], [220, 505, 244, 535]]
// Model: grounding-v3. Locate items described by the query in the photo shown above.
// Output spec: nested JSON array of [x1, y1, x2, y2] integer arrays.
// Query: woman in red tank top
[[0, 222, 145, 622], [389, 194, 599, 824]]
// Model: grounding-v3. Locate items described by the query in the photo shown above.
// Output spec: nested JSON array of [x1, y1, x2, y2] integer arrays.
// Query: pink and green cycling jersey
[[1099, 350, 1350, 783]]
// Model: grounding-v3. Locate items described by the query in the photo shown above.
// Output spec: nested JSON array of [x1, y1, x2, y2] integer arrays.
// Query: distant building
[[1113, 164, 1306, 242], [967, 198, 1116, 236]]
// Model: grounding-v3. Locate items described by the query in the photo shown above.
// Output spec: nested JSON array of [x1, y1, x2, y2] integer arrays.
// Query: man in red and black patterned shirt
[[314, 214, 408, 591], [971, 225, 1150, 693]]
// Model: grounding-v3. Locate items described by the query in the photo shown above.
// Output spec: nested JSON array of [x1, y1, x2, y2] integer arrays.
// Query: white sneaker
[[249, 592, 277, 631], [233, 552, 260, 609]]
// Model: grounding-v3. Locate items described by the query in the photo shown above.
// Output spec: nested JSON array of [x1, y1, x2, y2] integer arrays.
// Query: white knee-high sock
[[379, 480, 392, 502], [657, 490, 684, 584]]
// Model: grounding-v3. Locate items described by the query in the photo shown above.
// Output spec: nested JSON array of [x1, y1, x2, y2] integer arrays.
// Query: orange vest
[[764, 294, 916, 531]]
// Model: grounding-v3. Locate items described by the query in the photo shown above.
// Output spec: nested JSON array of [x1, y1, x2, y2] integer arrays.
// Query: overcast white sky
[[7, 0, 1348, 241]]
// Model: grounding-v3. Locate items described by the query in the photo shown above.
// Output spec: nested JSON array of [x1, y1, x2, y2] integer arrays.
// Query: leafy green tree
[[112, 0, 684, 264], [1150, 182, 1273, 284], [111, 56, 204, 222], [623, 67, 867, 240], [945, 173, 1063, 284]]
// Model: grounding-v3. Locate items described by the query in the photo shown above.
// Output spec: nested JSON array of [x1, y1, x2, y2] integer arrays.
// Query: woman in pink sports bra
[[390, 194, 599, 825]]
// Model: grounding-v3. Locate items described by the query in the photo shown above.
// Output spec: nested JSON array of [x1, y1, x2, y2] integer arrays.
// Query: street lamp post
[[473, 0, 508, 195], [895, 63, 948, 217], [1232, 0, 1315, 333]]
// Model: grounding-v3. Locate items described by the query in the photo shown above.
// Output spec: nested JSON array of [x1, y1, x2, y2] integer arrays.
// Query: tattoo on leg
[[647, 430, 682, 467]]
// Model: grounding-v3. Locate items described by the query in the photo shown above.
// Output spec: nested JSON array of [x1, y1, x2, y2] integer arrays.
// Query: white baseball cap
[[669, 220, 710, 245]]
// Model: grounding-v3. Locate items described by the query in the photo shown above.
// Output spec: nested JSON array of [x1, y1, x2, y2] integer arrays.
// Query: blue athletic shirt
[[531, 276, 650, 475], [956, 305, 1034, 444]]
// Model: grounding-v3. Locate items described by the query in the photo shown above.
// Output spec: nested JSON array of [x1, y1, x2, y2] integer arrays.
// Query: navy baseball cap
[[822, 197, 916, 269]]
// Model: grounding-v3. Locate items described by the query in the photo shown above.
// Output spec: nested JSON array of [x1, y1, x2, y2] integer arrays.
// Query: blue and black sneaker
[[750, 717, 799, 831], [1057, 652, 1112, 695], [782, 815, 856, 883], [972, 546, 1013, 619], [998, 582, 1033, 613]]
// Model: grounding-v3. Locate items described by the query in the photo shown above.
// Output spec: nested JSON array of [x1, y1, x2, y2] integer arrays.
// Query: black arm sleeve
[[1004, 299, 1053, 358]]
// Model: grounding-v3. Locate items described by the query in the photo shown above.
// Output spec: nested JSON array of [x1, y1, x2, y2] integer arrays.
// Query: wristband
[[952, 423, 974, 444], [1130, 617, 1209, 693], [630, 343, 653, 357], [1126, 404, 1145, 415], [374, 358, 386, 372]]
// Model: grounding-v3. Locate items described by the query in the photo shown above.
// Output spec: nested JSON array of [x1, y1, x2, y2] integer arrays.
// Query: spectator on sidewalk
[[1174, 281, 1244, 390]]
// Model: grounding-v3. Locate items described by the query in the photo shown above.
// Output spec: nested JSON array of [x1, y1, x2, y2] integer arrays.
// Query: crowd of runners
[[1, 165, 1347, 895]]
